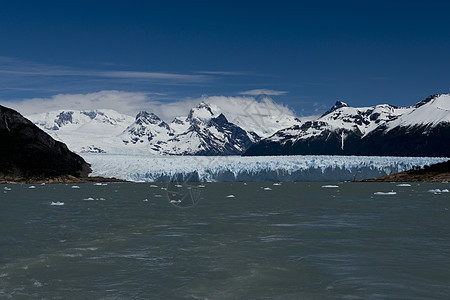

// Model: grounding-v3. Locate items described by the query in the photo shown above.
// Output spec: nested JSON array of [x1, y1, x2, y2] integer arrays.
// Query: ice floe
[[396, 183, 412, 187], [428, 189, 450, 194], [226, 194, 235, 198], [83, 197, 105, 201], [322, 185, 339, 188], [51, 201, 65, 206], [374, 191, 397, 195]]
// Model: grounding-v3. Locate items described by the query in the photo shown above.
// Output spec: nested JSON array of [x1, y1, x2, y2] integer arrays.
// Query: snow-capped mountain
[[120, 102, 255, 155], [27, 109, 135, 154], [245, 94, 450, 157], [27, 93, 450, 157], [27, 100, 290, 155]]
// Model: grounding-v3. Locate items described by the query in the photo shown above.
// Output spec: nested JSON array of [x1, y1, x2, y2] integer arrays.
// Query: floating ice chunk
[[197, 184, 206, 188], [74, 247, 98, 251], [51, 202, 64, 206], [396, 184, 412, 187], [71, 186, 80, 189], [428, 189, 441, 193], [263, 187, 272, 191], [170, 200, 181, 203], [273, 183, 282, 186], [150, 185, 158, 188], [154, 194, 163, 198], [442, 189, 449, 193], [3, 187, 11, 191], [143, 199, 149, 202], [40, 183, 46, 185], [322, 185, 339, 188], [161, 187, 167, 190], [29, 186, 36, 189], [374, 191, 397, 195], [175, 184, 183, 188], [226, 194, 235, 198], [83, 197, 105, 201], [33, 280, 43, 287]]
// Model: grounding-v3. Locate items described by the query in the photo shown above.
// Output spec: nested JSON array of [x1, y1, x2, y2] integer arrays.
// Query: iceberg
[[80, 153, 449, 183]]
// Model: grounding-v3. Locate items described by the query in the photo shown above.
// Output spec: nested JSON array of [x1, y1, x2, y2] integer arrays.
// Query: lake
[[1, 182, 449, 299]]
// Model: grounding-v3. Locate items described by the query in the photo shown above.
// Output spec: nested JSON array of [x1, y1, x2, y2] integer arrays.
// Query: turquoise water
[[1, 182, 449, 299]]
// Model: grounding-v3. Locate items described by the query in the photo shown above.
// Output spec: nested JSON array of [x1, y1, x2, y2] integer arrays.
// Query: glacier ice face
[[81, 153, 449, 182]]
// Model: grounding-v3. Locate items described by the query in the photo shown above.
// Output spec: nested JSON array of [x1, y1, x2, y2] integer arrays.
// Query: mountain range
[[27, 97, 301, 155], [27, 93, 450, 157], [245, 93, 450, 157]]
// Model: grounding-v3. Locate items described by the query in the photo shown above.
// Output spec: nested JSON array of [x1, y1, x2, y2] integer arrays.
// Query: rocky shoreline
[[356, 160, 450, 182], [0, 175, 128, 184]]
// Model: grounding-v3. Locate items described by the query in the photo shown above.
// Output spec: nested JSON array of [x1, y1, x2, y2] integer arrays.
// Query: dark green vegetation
[[0, 105, 90, 182]]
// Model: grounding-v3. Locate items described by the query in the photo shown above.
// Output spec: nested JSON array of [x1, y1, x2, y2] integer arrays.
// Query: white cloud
[[239, 89, 288, 96], [2, 90, 151, 116]]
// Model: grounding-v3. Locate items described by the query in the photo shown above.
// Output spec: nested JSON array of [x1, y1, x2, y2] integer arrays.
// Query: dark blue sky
[[0, 0, 449, 116]]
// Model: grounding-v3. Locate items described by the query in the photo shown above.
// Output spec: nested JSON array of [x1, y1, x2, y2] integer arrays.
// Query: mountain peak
[[413, 94, 440, 108], [135, 111, 162, 125], [187, 102, 215, 122], [321, 100, 349, 117], [412, 93, 448, 108]]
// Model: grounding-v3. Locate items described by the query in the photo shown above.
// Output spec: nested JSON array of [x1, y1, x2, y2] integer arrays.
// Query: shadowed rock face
[[0, 105, 91, 181]]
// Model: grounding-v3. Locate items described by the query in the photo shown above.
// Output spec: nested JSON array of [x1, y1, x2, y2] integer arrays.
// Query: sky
[[0, 0, 449, 118]]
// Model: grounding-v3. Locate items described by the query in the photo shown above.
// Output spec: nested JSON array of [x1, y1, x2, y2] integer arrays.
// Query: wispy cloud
[[0, 56, 210, 84], [239, 89, 288, 96], [196, 71, 247, 76]]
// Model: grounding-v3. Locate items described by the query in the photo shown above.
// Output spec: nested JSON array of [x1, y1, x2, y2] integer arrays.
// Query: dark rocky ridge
[[245, 94, 450, 157], [357, 160, 450, 182], [0, 105, 91, 182]]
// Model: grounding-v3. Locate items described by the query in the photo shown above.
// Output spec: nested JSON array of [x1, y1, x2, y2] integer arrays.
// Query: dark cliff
[[0, 105, 91, 181]]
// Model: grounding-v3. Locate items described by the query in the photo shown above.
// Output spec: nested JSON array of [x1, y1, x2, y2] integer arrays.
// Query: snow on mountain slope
[[27, 102, 258, 155], [319, 103, 409, 136], [163, 112, 254, 155], [121, 111, 174, 153], [81, 153, 449, 182], [264, 102, 408, 145], [245, 93, 450, 157], [27, 109, 135, 153], [385, 94, 450, 130], [193, 96, 302, 138], [29, 109, 134, 133]]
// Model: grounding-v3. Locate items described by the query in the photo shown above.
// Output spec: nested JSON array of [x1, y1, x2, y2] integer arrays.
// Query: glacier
[[80, 154, 449, 182]]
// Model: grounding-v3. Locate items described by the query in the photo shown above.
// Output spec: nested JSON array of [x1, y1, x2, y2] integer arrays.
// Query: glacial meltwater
[[1, 182, 449, 299]]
